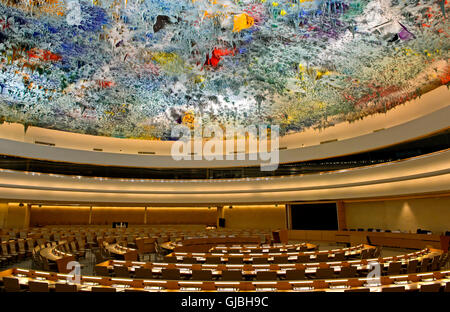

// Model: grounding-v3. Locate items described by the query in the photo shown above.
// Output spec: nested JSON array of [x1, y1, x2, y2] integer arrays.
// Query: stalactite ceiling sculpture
[[0, 0, 448, 139]]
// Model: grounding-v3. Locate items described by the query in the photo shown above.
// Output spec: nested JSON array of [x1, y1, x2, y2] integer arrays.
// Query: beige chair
[[28, 281, 50, 292]]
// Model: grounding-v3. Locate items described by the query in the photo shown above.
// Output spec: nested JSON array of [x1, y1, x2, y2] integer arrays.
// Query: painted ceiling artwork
[[0, 0, 448, 139]]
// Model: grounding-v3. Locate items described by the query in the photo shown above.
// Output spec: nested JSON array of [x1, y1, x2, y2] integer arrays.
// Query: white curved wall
[[0, 86, 448, 167], [0, 150, 448, 204]]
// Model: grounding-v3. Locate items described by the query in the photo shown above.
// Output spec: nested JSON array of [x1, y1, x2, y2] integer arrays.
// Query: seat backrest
[[114, 265, 130, 278], [387, 262, 402, 275], [161, 268, 180, 280], [92, 286, 116, 292], [55, 283, 78, 292], [191, 270, 213, 281], [3, 277, 21, 292], [29, 281, 50, 292], [333, 253, 345, 261], [135, 267, 153, 279], [252, 257, 268, 264], [285, 269, 305, 280], [94, 265, 110, 277], [221, 270, 243, 281], [256, 271, 277, 281], [406, 259, 418, 273], [227, 257, 243, 264], [273, 256, 288, 264], [296, 255, 309, 263], [345, 287, 370, 292], [381, 286, 405, 292], [205, 256, 221, 264], [444, 282, 450, 292], [164, 256, 177, 263], [420, 283, 441, 292], [315, 267, 334, 279], [315, 253, 329, 262], [339, 266, 357, 278], [183, 257, 197, 264], [420, 258, 430, 272]]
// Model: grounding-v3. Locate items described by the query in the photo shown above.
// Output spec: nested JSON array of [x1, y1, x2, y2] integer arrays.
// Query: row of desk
[[95, 248, 440, 280], [1, 267, 449, 292]]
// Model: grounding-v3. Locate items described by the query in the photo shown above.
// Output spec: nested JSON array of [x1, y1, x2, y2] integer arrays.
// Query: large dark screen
[[291, 203, 338, 230]]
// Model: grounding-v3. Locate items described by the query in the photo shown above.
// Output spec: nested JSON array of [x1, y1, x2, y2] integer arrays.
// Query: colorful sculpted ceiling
[[0, 0, 448, 140]]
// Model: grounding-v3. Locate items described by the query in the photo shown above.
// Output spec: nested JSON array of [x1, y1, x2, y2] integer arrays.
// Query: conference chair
[[28, 281, 50, 292], [221, 270, 243, 281], [444, 282, 450, 292], [164, 256, 177, 263], [339, 266, 357, 278], [315, 267, 335, 279], [55, 283, 78, 292], [253, 257, 269, 264], [386, 262, 402, 275], [360, 249, 370, 259], [285, 269, 306, 280], [333, 253, 345, 261], [256, 271, 278, 281], [315, 253, 329, 262], [344, 287, 370, 292], [94, 265, 110, 277], [92, 286, 116, 292], [419, 258, 430, 272], [183, 257, 198, 264], [430, 255, 441, 271], [381, 286, 405, 292], [205, 256, 222, 264], [134, 267, 153, 279], [373, 246, 382, 258], [3, 276, 24, 292], [420, 283, 442, 292], [405, 259, 418, 274], [161, 268, 181, 280], [191, 270, 213, 281], [113, 265, 130, 278], [273, 256, 289, 264], [296, 255, 309, 263], [227, 257, 243, 264]]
